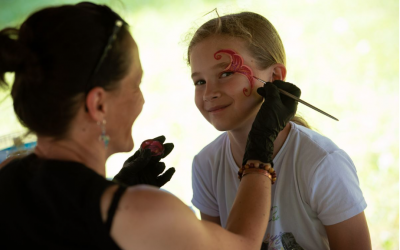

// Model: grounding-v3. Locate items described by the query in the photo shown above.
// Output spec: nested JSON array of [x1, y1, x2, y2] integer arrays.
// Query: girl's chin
[[211, 123, 232, 132]]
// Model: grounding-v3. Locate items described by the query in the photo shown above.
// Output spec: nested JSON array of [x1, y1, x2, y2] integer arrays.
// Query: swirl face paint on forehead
[[214, 49, 254, 96]]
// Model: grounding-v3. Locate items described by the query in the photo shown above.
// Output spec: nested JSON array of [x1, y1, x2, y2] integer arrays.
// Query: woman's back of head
[[0, 2, 132, 139]]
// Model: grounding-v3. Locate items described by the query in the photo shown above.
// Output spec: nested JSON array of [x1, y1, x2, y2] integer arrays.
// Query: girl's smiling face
[[189, 35, 268, 132]]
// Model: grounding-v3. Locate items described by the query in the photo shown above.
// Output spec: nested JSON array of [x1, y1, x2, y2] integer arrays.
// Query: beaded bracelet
[[238, 162, 277, 184], [242, 168, 274, 183]]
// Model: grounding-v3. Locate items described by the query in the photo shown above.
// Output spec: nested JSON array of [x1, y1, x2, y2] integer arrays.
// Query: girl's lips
[[207, 104, 230, 112]]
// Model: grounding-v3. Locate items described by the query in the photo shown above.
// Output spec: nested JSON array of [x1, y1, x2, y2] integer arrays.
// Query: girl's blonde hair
[[187, 11, 310, 129]]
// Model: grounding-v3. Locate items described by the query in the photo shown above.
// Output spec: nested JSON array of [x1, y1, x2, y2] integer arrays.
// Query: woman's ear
[[85, 87, 107, 121], [271, 63, 287, 81]]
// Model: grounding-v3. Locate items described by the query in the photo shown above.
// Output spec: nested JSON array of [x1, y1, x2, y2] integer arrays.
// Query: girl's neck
[[228, 122, 292, 168]]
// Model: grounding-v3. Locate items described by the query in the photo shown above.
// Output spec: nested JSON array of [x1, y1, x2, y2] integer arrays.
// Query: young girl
[[188, 12, 371, 250]]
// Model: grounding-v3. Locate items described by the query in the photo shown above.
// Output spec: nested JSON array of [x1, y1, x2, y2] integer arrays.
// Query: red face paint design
[[214, 49, 254, 96]]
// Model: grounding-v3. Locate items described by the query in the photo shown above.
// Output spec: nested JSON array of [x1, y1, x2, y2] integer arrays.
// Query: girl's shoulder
[[289, 122, 340, 155], [195, 132, 229, 159], [192, 132, 233, 172]]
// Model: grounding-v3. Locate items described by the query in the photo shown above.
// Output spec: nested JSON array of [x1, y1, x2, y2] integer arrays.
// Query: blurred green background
[[0, 0, 398, 248]]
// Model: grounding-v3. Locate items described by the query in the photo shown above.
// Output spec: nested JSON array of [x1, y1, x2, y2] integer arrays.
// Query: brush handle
[[252, 76, 339, 121]]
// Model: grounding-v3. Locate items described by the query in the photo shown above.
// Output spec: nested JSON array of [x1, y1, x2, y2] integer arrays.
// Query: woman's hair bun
[[0, 28, 31, 87], [0, 2, 131, 138]]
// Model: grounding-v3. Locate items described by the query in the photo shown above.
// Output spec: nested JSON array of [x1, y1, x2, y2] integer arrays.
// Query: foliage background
[[0, 0, 398, 248]]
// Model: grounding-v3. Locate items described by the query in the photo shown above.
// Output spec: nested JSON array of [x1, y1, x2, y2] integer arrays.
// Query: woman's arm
[[108, 177, 270, 250], [325, 211, 371, 250], [200, 212, 221, 225]]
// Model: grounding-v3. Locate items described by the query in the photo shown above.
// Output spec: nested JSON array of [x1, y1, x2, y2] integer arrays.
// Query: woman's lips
[[206, 104, 230, 113]]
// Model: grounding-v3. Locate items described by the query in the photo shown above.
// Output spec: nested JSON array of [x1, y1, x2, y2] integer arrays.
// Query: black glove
[[242, 80, 300, 165], [112, 136, 175, 187]]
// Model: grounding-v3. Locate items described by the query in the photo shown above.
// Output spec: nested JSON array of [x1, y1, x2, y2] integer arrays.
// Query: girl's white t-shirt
[[191, 122, 367, 250]]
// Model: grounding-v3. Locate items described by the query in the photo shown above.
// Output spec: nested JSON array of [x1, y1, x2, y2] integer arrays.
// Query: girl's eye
[[194, 79, 206, 86], [220, 71, 235, 78]]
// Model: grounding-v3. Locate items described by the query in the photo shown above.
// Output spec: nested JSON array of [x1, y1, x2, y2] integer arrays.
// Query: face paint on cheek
[[214, 49, 255, 97]]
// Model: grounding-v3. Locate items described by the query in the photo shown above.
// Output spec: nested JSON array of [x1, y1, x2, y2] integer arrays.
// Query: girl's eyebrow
[[191, 62, 230, 79]]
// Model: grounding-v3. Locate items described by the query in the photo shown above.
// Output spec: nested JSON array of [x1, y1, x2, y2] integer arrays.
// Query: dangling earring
[[97, 119, 110, 148]]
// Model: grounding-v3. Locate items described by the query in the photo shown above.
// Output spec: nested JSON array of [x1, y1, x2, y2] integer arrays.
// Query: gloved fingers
[[256, 86, 267, 97], [161, 143, 174, 158], [272, 80, 301, 98], [272, 80, 300, 111], [156, 167, 176, 187], [152, 136, 173, 158], [140, 148, 152, 161], [123, 150, 141, 167], [148, 142, 174, 165], [148, 156, 162, 165], [152, 162, 166, 175], [257, 82, 280, 100], [112, 167, 136, 185], [126, 148, 151, 169], [151, 135, 166, 144]]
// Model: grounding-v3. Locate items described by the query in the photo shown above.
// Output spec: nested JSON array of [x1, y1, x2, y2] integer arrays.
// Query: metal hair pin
[[253, 76, 339, 121]]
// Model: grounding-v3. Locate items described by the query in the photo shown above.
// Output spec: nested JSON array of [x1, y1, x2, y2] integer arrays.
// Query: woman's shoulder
[[105, 185, 199, 249], [104, 185, 187, 220], [122, 185, 180, 205]]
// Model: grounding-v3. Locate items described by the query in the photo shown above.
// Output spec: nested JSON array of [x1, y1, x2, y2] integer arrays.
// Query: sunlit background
[[0, 0, 398, 248]]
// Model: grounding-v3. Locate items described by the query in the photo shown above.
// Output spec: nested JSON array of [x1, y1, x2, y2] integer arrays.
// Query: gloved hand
[[242, 80, 300, 165], [112, 135, 175, 188]]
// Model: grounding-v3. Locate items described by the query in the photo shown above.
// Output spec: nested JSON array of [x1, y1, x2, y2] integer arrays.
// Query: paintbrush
[[253, 76, 339, 121]]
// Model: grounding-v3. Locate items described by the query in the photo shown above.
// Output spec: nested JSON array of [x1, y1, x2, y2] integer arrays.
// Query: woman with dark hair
[[0, 2, 300, 249]]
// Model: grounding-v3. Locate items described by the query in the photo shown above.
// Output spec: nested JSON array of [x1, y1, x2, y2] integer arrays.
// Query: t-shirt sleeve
[[308, 150, 367, 226], [191, 155, 220, 217]]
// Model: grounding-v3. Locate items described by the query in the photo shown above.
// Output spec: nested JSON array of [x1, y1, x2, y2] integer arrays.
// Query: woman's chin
[[112, 138, 134, 154], [124, 138, 134, 152]]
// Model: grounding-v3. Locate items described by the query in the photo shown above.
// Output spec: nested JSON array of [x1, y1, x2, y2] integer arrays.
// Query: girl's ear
[[271, 63, 287, 81], [85, 87, 108, 121]]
